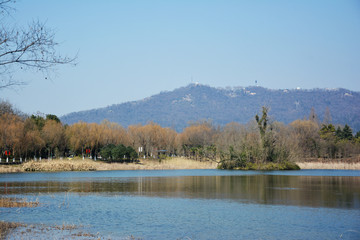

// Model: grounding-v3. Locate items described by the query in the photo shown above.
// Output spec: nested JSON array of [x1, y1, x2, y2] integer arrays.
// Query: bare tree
[[0, 0, 14, 16], [0, 99, 24, 117], [0, 0, 76, 89]]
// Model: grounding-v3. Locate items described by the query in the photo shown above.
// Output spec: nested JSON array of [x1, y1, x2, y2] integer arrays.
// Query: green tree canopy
[[341, 124, 353, 140], [30, 115, 46, 130], [46, 114, 61, 123]]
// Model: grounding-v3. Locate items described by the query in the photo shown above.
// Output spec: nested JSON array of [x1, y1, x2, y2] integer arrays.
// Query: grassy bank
[[296, 162, 360, 170], [96, 157, 217, 171], [218, 161, 301, 170], [21, 159, 98, 172], [0, 157, 217, 173], [1, 157, 360, 173], [296, 156, 360, 170]]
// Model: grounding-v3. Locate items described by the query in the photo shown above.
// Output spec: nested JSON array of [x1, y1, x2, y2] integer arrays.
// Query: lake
[[1, 169, 360, 239]]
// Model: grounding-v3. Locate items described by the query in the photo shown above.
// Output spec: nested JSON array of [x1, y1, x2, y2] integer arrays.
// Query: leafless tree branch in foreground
[[0, 0, 76, 89]]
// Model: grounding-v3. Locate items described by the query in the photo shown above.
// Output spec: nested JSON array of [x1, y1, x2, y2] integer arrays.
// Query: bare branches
[[0, 21, 75, 68], [0, 77, 25, 89], [0, 1, 76, 89], [0, 0, 15, 17]]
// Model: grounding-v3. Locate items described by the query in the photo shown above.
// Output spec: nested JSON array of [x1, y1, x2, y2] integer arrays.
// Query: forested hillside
[[61, 84, 360, 132]]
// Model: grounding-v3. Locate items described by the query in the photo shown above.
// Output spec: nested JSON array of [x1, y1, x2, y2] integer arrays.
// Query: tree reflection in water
[[1, 174, 359, 209]]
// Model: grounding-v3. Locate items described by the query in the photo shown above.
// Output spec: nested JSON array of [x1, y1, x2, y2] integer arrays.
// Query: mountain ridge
[[60, 84, 360, 132]]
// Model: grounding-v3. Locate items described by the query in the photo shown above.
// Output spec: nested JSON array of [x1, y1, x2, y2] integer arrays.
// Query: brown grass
[[0, 157, 217, 173], [0, 221, 25, 239], [296, 162, 360, 170], [71, 231, 97, 238], [53, 223, 78, 231], [0, 198, 39, 208], [0, 164, 23, 173], [2, 157, 359, 172], [96, 157, 218, 171], [22, 158, 98, 172], [297, 156, 360, 169], [0, 222, 100, 240]]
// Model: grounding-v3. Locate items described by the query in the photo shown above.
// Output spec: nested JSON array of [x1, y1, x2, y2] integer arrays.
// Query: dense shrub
[[100, 144, 138, 162]]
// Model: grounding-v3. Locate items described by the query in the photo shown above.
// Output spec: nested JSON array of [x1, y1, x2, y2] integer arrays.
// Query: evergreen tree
[[30, 115, 46, 130], [355, 131, 360, 139], [100, 144, 115, 160], [335, 126, 343, 139], [46, 114, 61, 123], [342, 124, 353, 140], [111, 144, 127, 160], [255, 106, 276, 162], [320, 124, 336, 139], [255, 106, 268, 138]]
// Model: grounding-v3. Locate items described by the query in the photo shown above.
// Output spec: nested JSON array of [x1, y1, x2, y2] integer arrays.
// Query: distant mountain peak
[[61, 84, 360, 132]]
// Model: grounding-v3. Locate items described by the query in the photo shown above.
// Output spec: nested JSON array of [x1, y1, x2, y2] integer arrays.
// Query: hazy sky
[[1, 0, 360, 116]]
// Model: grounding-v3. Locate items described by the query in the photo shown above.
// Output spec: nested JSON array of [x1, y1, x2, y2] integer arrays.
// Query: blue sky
[[1, 0, 360, 116]]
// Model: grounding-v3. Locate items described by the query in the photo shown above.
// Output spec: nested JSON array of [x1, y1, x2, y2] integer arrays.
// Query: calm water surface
[[1, 169, 359, 239]]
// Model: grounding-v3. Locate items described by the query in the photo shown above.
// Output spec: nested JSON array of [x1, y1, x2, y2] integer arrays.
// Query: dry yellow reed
[[2, 158, 359, 172], [0, 164, 23, 173], [0, 198, 39, 208], [21, 159, 98, 172], [96, 157, 218, 171], [0, 157, 217, 173], [296, 162, 360, 170], [0, 221, 25, 239]]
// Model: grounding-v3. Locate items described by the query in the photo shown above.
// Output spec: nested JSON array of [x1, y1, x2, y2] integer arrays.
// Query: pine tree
[[335, 126, 343, 139], [355, 131, 360, 139], [342, 124, 353, 140]]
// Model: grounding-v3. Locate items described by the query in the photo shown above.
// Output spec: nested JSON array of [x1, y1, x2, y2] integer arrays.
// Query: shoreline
[[0, 157, 218, 173], [296, 161, 360, 170], [1, 158, 360, 173]]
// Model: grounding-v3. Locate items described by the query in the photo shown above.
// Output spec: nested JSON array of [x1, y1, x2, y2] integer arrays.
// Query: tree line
[[1, 101, 360, 166]]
